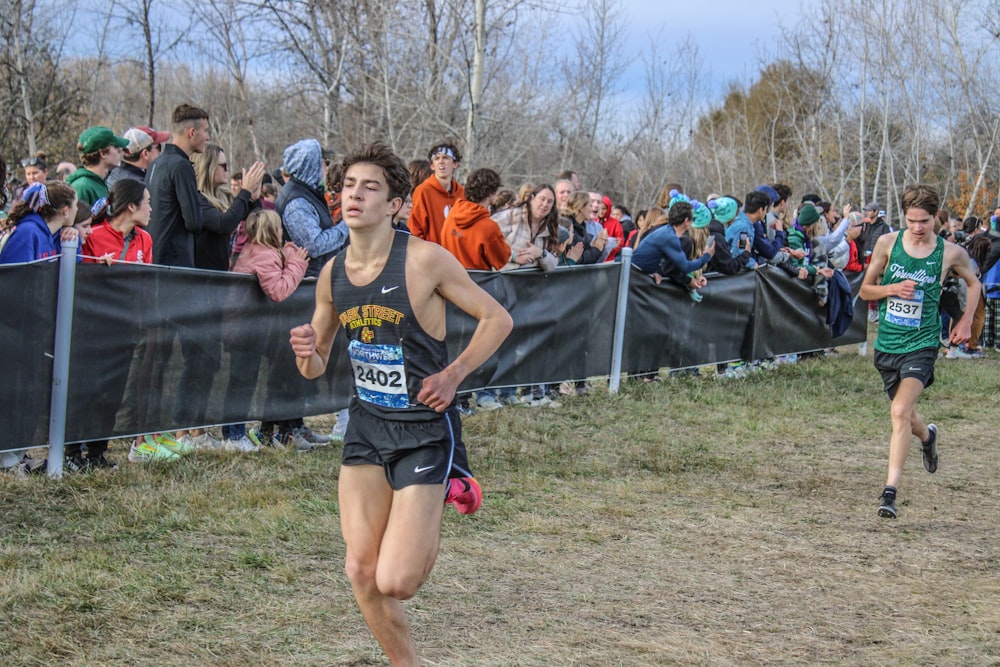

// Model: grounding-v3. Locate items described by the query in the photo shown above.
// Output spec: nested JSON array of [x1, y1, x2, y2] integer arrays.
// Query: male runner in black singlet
[[289, 143, 512, 665]]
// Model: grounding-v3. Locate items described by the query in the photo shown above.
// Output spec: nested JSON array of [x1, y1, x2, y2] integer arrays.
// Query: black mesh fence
[[1, 260, 865, 451]]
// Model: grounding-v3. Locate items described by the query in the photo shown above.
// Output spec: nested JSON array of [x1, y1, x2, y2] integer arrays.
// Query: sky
[[620, 0, 806, 94]]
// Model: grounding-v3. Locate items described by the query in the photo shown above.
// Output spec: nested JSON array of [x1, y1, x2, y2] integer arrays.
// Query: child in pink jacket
[[223, 209, 310, 451]]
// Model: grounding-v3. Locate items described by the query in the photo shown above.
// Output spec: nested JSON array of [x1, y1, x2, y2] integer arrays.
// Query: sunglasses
[[218, 162, 228, 171], [21, 157, 46, 168]]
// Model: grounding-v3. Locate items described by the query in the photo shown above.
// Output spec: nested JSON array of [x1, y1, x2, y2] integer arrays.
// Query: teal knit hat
[[667, 189, 690, 210], [691, 200, 711, 228], [709, 196, 738, 224]]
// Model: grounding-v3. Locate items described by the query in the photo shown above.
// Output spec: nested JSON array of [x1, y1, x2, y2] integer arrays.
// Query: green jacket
[[787, 227, 817, 277], [66, 168, 108, 207]]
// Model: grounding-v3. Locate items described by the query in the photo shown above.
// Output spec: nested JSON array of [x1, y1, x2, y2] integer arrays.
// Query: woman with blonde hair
[[192, 142, 266, 271]]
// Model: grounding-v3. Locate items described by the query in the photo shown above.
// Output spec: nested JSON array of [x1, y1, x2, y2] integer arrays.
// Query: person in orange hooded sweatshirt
[[408, 141, 464, 244], [439, 168, 515, 270]]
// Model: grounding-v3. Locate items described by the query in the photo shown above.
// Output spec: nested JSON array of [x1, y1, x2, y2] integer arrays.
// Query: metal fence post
[[46, 238, 78, 478], [608, 247, 632, 394]]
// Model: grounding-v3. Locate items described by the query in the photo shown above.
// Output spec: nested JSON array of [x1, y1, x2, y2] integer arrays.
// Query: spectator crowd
[[2, 106, 998, 476]]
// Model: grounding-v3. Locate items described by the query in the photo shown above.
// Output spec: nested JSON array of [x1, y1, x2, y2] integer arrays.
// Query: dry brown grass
[[2, 348, 999, 666]]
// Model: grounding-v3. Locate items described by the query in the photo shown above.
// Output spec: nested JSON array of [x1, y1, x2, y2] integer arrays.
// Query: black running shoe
[[64, 454, 90, 473], [877, 492, 898, 519], [87, 454, 118, 471], [922, 424, 938, 474]]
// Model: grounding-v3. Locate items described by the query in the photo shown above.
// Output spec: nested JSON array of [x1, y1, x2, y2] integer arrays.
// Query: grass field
[[2, 345, 999, 666]]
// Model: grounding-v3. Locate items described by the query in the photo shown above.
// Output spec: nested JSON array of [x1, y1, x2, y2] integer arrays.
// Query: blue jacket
[[632, 225, 710, 277], [0, 213, 60, 264], [826, 270, 855, 338], [725, 213, 757, 269], [277, 139, 347, 277]]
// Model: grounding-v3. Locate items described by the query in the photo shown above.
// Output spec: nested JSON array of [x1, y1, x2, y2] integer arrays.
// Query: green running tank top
[[875, 233, 945, 354]]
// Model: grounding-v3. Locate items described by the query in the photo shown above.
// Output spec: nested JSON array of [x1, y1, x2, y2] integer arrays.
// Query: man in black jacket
[[144, 104, 221, 450], [146, 104, 211, 267]]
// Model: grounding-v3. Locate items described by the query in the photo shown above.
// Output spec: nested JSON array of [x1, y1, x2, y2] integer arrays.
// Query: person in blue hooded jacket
[[275, 138, 348, 278], [0, 181, 79, 264]]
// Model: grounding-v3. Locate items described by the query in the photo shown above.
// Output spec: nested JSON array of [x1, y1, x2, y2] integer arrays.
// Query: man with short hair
[[859, 184, 979, 519], [632, 201, 716, 288], [144, 104, 218, 451], [290, 142, 512, 666], [554, 178, 575, 214], [408, 141, 464, 245], [107, 126, 169, 187], [66, 126, 129, 206], [146, 104, 211, 267]]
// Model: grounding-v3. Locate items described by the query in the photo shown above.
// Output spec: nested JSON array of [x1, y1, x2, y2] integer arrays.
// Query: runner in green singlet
[[859, 184, 980, 519]]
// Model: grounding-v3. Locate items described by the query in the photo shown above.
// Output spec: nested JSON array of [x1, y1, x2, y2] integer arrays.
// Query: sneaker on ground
[[20, 455, 47, 475], [248, 429, 269, 449], [575, 385, 590, 396], [499, 394, 522, 407], [524, 395, 560, 408], [154, 433, 195, 456], [445, 477, 482, 515], [877, 492, 898, 519], [187, 433, 223, 450], [128, 438, 181, 463], [868, 309, 879, 323], [922, 423, 938, 474], [64, 454, 90, 473], [455, 404, 475, 417], [224, 436, 260, 453], [476, 395, 502, 411], [2, 461, 28, 479], [86, 454, 118, 470], [297, 425, 331, 445], [276, 430, 314, 452]]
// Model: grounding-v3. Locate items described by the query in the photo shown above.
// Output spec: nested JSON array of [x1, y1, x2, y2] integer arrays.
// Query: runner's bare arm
[[291, 259, 340, 379], [859, 232, 917, 300], [416, 244, 513, 412], [944, 242, 981, 344]]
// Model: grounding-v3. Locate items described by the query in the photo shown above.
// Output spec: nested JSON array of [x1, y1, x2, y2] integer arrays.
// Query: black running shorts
[[874, 347, 937, 399], [341, 398, 472, 490]]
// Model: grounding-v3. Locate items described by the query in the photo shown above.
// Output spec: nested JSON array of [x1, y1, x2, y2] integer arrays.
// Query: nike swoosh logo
[[414, 465, 436, 474], [907, 367, 922, 372], [381, 285, 399, 294]]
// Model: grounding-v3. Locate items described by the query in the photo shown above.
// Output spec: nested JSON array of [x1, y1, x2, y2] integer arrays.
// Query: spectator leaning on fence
[[0, 181, 78, 265], [494, 183, 561, 272], [563, 190, 603, 265], [632, 200, 715, 287]]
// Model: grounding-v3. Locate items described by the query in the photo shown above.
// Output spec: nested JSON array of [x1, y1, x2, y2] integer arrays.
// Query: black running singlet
[[331, 230, 450, 421]]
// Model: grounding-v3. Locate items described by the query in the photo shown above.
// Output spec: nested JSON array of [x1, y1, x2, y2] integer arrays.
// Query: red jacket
[[408, 174, 464, 245], [845, 239, 864, 273], [600, 196, 624, 262], [439, 199, 512, 270], [83, 221, 153, 264]]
